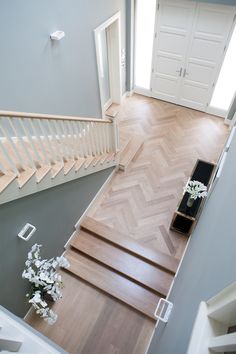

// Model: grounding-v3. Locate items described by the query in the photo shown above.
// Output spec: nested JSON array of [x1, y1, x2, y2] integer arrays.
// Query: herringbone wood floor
[[90, 94, 229, 259]]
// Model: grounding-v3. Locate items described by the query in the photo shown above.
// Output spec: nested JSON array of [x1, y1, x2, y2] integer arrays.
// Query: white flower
[[29, 291, 42, 304], [184, 180, 208, 200], [56, 256, 70, 269], [22, 244, 70, 325]]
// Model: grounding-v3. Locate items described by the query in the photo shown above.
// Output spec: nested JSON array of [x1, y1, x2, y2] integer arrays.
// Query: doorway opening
[[209, 22, 236, 118], [134, 0, 156, 95], [94, 12, 122, 118]]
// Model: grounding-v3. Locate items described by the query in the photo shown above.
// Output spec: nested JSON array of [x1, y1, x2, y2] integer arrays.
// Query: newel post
[[110, 117, 119, 153]]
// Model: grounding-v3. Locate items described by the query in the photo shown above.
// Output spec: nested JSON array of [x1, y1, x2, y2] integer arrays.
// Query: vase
[[187, 196, 194, 208]]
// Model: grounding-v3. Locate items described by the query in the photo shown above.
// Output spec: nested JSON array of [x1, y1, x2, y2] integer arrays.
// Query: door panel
[[179, 3, 235, 110], [151, 0, 196, 104]]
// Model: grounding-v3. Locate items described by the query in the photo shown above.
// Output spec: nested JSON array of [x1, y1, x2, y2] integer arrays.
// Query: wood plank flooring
[[26, 95, 229, 354]]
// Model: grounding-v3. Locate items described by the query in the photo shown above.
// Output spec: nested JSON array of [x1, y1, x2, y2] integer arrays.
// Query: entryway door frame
[[94, 12, 122, 118]]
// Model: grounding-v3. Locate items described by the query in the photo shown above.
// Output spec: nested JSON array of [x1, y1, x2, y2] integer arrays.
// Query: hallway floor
[[26, 95, 228, 354]]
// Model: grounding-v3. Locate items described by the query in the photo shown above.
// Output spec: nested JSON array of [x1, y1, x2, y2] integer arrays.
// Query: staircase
[[0, 110, 144, 205], [64, 216, 179, 321]]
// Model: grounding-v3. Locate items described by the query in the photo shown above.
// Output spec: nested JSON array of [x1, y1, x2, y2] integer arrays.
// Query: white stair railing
[[0, 111, 118, 177]]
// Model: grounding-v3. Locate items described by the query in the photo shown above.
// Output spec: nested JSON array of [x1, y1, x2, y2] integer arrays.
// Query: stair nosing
[[64, 250, 159, 321], [80, 219, 178, 275], [70, 243, 168, 298]]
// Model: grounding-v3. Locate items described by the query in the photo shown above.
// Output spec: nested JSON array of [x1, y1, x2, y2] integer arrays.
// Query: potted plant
[[184, 180, 208, 207], [22, 244, 70, 325]]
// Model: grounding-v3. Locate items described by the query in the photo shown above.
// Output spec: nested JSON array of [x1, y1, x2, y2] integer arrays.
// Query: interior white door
[[151, 0, 196, 104], [179, 3, 236, 111], [151, 0, 236, 112]]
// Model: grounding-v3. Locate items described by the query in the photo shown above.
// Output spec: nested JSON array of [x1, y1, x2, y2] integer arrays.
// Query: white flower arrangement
[[184, 180, 208, 200], [22, 244, 70, 325]]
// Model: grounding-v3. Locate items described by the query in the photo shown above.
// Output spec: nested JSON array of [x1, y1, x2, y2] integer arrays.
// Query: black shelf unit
[[170, 159, 216, 236]]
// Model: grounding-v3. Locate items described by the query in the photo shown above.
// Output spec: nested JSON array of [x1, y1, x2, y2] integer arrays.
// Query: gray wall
[[148, 132, 236, 353], [0, 167, 113, 317], [228, 96, 236, 120], [0, 0, 126, 118]]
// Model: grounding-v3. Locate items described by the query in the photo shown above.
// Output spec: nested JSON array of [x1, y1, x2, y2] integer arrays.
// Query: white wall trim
[[94, 12, 122, 118]]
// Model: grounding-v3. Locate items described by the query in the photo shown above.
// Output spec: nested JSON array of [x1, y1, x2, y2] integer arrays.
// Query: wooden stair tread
[[81, 216, 179, 274], [51, 162, 64, 178], [0, 173, 17, 193], [71, 231, 173, 296], [65, 249, 159, 320], [84, 156, 95, 169], [64, 160, 75, 175], [105, 104, 120, 118], [119, 134, 144, 170], [75, 158, 85, 172], [35, 165, 51, 183], [17, 168, 36, 188]]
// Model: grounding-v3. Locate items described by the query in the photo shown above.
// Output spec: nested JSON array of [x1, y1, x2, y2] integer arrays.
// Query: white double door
[[151, 0, 236, 111]]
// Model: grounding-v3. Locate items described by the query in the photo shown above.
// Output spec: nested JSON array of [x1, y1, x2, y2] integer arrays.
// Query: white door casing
[[151, 0, 236, 112], [94, 12, 122, 118]]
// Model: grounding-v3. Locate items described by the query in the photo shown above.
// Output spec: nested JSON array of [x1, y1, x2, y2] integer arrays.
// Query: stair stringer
[[0, 158, 118, 205]]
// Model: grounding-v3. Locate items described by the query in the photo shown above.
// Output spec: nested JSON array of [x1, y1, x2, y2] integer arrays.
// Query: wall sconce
[[50, 31, 65, 41]]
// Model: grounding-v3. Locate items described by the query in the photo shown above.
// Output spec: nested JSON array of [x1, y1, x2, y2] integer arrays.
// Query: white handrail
[[0, 110, 111, 123], [0, 112, 118, 177]]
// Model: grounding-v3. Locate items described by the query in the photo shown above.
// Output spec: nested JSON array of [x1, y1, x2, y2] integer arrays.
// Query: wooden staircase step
[[17, 168, 36, 188], [0, 173, 17, 193], [51, 162, 64, 179], [119, 134, 144, 170], [64, 160, 75, 175], [65, 249, 160, 320], [105, 104, 120, 118], [35, 165, 51, 183], [84, 156, 95, 169], [92, 155, 104, 167], [81, 216, 179, 274], [71, 231, 173, 296], [75, 158, 85, 172]]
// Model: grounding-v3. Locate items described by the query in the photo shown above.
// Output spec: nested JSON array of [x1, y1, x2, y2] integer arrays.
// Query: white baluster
[[20, 118, 43, 166], [38, 120, 56, 163], [52, 120, 64, 162], [73, 121, 84, 158], [0, 159, 7, 175], [66, 121, 77, 160], [83, 122, 92, 156], [0, 138, 19, 175], [60, 120, 72, 160], [30, 119, 50, 165], [46, 120, 62, 162], [95, 123, 104, 155], [0, 118, 25, 170], [11, 118, 36, 168]]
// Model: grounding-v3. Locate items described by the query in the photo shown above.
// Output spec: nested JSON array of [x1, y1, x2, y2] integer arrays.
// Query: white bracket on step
[[154, 298, 173, 323], [18, 223, 36, 241]]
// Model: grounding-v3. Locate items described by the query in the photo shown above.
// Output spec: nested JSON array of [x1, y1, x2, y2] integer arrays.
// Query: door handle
[[176, 67, 183, 76], [183, 69, 189, 78]]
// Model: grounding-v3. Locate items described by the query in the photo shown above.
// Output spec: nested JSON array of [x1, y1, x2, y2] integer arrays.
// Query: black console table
[[170, 159, 216, 236]]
